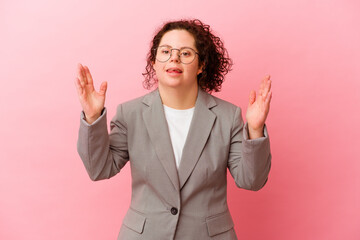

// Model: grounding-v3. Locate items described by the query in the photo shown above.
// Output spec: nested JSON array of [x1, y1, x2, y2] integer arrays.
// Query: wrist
[[247, 124, 264, 139], [84, 112, 101, 124]]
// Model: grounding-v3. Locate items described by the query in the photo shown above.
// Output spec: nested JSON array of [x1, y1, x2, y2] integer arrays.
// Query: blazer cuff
[[80, 108, 107, 127], [242, 122, 270, 150]]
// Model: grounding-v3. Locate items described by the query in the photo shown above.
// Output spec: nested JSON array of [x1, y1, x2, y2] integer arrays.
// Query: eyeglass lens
[[156, 46, 196, 64]]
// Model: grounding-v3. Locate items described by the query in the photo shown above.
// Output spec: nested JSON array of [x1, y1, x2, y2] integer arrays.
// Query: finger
[[99, 81, 108, 96], [84, 66, 94, 85], [77, 63, 83, 82], [261, 75, 271, 99], [258, 77, 267, 98], [265, 91, 272, 108], [262, 80, 272, 100], [74, 77, 84, 96], [258, 79, 264, 93], [77, 74, 85, 88], [265, 75, 271, 90], [248, 90, 256, 106], [77, 63, 86, 85], [79, 63, 88, 85]]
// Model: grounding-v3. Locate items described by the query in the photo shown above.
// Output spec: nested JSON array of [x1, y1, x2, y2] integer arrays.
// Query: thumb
[[248, 90, 256, 106], [99, 81, 107, 96]]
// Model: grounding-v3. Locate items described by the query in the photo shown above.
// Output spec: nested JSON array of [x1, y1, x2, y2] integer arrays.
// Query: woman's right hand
[[75, 63, 107, 124]]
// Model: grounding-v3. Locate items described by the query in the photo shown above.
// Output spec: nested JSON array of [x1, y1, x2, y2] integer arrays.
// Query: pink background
[[1, 0, 359, 239]]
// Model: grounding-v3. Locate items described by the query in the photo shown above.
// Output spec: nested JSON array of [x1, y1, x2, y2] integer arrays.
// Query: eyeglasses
[[154, 46, 199, 64]]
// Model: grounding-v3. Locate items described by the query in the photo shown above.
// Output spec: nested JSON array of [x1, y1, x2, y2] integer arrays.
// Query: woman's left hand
[[245, 75, 272, 139]]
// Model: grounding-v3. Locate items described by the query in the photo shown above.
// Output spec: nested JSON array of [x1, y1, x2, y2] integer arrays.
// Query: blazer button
[[170, 207, 178, 215]]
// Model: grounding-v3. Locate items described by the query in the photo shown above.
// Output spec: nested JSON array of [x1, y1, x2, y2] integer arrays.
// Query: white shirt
[[163, 105, 195, 169]]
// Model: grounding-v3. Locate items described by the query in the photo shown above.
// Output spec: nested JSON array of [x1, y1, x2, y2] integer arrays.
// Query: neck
[[158, 84, 198, 109]]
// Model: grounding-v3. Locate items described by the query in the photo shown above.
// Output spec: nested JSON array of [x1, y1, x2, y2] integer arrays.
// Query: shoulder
[[201, 91, 243, 127], [114, 89, 157, 118], [206, 92, 241, 115]]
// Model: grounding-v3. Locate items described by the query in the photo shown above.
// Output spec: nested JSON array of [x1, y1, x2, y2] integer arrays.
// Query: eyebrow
[[159, 44, 195, 50]]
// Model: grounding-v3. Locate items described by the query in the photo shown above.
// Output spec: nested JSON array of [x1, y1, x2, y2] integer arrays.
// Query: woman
[[75, 19, 272, 240]]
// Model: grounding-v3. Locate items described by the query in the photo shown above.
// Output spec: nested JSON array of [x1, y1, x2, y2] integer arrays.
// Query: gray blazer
[[77, 88, 271, 240]]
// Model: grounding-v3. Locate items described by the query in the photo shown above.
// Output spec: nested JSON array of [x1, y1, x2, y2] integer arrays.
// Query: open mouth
[[166, 68, 183, 73]]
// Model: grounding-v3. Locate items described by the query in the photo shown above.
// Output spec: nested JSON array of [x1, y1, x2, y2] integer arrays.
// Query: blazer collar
[[141, 88, 217, 109], [142, 88, 217, 191]]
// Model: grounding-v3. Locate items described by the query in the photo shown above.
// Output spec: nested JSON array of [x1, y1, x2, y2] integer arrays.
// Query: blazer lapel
[[142, 89, 180, 192], [178, 89, 217, 189]]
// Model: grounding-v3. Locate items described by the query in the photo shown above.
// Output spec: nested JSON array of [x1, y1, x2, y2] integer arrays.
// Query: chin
[[159, 78, 183, 88]]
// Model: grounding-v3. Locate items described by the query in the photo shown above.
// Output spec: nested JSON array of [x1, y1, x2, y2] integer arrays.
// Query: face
[[152, 30, 203, 91]]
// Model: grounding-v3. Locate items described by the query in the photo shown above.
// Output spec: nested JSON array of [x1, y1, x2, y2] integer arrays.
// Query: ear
[[197, 63, 205, 75], [151, 60, 156, 70]]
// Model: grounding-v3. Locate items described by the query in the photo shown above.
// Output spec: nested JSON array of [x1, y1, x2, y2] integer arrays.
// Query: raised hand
[[245, 75, 272, 139], [74, 63, 107, 124]]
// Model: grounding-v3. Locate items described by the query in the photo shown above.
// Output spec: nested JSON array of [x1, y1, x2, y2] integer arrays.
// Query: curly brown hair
[[142, 19, 233, 93]]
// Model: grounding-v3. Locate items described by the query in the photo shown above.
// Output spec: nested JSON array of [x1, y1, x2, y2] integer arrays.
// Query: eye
[[161, 49, 170, 54], [158, 46, 171, 55], [181, 50, 192, 57]]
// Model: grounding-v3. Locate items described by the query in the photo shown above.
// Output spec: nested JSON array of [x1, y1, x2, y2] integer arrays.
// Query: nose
[[169, 49, 180, 62]]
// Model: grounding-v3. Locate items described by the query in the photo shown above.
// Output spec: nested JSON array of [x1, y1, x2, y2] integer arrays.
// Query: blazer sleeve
[[227, 107, 272, 191], [77, 105, 129, 181]]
